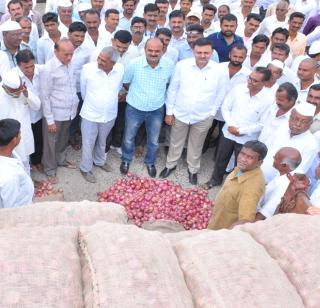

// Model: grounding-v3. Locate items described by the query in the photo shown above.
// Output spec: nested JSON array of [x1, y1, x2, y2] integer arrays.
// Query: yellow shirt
[[287, 32, 307, 58], [208, 167, 265, 230]]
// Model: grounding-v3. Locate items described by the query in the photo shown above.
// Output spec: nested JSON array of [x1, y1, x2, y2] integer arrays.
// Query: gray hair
[[281, 157, 301, 171], [100, 46, 120, 62]]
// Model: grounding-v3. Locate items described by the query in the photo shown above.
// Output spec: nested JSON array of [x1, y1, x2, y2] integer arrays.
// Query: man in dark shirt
[[207, 13, 243, 62]]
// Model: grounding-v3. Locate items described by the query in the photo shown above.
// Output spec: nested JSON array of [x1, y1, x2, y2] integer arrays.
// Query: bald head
[[298, 58, 317, 83], [273, 147, 302, 174], [276, 1, 289, 20], [144, 38, 164, 67], [54, 38, 74, 65]]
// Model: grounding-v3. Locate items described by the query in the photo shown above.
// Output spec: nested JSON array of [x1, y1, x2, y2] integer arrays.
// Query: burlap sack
[[165, 230, 209, 245], [239, 214, 320, 308], [0, 201, 127, 228], [0, 226, 83, 307], [79, 222, 194, 308], [174, 230, 304, 308]]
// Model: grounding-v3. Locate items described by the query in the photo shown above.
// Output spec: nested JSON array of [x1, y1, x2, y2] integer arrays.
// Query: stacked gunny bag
[[0, 201, 318, 307]]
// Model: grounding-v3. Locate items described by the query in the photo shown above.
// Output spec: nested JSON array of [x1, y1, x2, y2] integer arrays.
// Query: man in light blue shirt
[[121, 37, 174, 177], [178, 23, 219, 62]]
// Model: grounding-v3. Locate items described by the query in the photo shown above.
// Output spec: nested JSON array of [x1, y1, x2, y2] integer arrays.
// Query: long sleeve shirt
[[221, 83, 270, 144], [40, 56, 78, 125], [0, 86, 40, 161], [165, 58, 225, 124]]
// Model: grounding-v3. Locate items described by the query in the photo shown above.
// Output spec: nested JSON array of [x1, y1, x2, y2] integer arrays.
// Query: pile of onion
[[97, 173, 213, 229], [33, 181, 63, 198]]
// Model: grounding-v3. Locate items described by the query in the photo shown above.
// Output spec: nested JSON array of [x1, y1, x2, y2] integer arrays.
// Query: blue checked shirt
[[123, 55, 174, 112]]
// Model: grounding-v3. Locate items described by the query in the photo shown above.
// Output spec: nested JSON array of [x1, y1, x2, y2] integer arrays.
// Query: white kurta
[[0, 151, 34, 208], [261, 128, 318, 183], [0, 87, 40, 162]]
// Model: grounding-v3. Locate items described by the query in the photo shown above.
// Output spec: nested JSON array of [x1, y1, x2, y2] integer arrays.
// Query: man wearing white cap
[[57, 0, 74, 38], [0, 20, 30, 68], [0, 0, 39, 48], [185, 11, 201, 27], [261, 101, 318, 183], [40, 38, 78, 183], [0, 70, 40, 170], [77, 2, 91, 22], [263, 60, 284, 96]]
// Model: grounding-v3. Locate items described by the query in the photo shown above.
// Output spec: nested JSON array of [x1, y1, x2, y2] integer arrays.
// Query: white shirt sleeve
[[165, 63, 181, 116], [221, 87, 237, 127]]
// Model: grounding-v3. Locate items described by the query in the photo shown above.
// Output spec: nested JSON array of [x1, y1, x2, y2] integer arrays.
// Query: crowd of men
[[1, 0, 320, 228]]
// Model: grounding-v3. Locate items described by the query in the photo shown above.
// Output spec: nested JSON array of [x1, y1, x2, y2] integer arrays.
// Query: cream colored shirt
[[287, 32, 307, 59]]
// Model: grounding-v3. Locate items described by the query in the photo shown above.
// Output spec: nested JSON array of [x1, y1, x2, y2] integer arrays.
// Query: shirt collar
[[52, 55, 65, 68], [229, 167, 262, 183], [142, 56, 164, 69]]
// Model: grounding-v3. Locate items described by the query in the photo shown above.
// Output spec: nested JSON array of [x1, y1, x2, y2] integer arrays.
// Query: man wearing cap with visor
[[261, 101, 318, 183], [178, 24, 218, 61], [0, 70, 40, 171]]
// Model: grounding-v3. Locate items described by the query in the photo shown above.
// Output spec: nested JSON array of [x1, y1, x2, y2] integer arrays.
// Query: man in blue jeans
[[121, 37, 174, 177]]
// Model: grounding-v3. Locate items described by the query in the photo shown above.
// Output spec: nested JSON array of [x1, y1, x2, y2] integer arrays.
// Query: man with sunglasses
[[203, 67, 271, 189]]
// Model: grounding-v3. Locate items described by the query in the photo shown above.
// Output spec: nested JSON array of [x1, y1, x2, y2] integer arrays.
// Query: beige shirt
[[208, 167, 265, 230], [287, 32, 307, 58]]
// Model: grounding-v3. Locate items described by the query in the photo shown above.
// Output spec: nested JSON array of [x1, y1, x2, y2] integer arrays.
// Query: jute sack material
[[0, 226, 83, 307], [0, 201, 127, 229], [239, 214, 320, 308], [165, 230, 209, 246], [79, 222, 194, 308], [173, 230, 304, 308]]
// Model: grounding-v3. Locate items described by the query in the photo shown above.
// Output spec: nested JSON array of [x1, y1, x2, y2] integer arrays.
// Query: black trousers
[[69, 92, 83, 140], [30, 118, 43, 165], [210, 134, 243, 183]]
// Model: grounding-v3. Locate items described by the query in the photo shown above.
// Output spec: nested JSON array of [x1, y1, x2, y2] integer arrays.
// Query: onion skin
[[97, 173, 213, 230]]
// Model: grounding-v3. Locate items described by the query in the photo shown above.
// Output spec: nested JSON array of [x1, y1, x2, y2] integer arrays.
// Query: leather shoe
[[159, 166, 176, 178], [146, 164, 157, 178], [201, 179, 222, 190], [188, 170, 198, 185], [120, 161, 130, 175]]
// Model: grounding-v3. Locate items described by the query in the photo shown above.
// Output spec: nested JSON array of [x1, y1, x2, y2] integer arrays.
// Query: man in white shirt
[[259, 81, 298, 146], [80, 47, 124, 183], [130, 16, 147, 52], [160, 38, 225, 185], [106, 30, 140, 154], [201, 4, 217, 37], [261, 102, 318, 183], [118, 0, 135, 31], [203, 67, 271, 188], [256, 146, 302, 220], [14, 49, 43, 171], [203, 43, 250, 154], [40, 39, 78, 183], [258, 0, 288, 36], [243, 34, 269, 70], [241, 13, 261, 50], [0, 118, 34, 208], [0, 69, 40, 170], [68, 21, 91, 151], [18, 16, 37, 59], [100, 8, 119, 38], [168, 10, 187, 50], [263, 59, 284, 96], [82, 9, 110, 52], [307, 84, 320, 134], [57, 0, 73, 38], [295, 58, 317, 103], [155, 27, 179, 63], [37, 13, 63, 64]]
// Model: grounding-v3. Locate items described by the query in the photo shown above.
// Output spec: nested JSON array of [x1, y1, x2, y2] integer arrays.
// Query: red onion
[[97, 173, 213, 230]]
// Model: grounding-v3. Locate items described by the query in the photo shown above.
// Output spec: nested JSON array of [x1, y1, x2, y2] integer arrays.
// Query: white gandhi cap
[[2, 71, 21, 89], [78, 2, 91, 11], [0, 20, 21, 32], [57, 0, 73, 7], [295, 101, 316, 117], [269, 59, 284, 70]]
